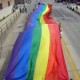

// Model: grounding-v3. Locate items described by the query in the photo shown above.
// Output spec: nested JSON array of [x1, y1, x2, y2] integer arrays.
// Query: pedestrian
[[76, 6, 78, 11], [59, 23, 62, 38], [19, 7, 22, 13], [25, 8, 27, 12]]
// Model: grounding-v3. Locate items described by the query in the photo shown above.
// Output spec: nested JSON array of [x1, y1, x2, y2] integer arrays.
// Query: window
[[8, 1, 10, 6], [0, 3, 2, 10]]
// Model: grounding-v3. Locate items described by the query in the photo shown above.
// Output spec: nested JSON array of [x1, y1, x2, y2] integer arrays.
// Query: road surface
[[52, 2, 80, 78]]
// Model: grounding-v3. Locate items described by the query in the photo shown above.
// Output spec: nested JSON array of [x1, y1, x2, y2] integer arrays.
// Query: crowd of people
[[12, 5, 27, 13]]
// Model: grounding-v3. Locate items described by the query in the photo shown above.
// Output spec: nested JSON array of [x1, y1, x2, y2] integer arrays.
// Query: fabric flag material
[[5, 3, 69, 80]]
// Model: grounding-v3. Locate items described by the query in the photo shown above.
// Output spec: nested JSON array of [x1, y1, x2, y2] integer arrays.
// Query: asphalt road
[[52, 3, 80, 74]]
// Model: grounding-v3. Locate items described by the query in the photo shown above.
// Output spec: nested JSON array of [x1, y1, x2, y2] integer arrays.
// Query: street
[[52, 2, 80, 77], [0, 0, 80, 79]]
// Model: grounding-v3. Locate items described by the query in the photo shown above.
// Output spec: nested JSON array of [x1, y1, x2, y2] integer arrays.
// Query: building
[[0, 0, 14, 10], [0, 0, 14, 20]]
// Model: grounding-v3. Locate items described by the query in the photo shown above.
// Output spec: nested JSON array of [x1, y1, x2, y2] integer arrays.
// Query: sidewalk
[[0, 13, 27, 80], [67, 3, 80, 15], [0, 9, 20, 53]]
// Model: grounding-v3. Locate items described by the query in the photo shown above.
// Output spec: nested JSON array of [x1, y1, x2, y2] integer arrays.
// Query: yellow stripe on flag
[[33, 24, 50, 80], [40, 4, 49, 24], [33, 5, 50, 80], [42, 4, 49, 15]]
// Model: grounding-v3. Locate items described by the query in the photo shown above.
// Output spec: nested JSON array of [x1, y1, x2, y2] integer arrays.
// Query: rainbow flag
[[5, 3, 68, 80]]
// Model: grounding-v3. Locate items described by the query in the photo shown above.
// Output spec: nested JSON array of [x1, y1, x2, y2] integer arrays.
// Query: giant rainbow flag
[[5, 3, 69, 80]]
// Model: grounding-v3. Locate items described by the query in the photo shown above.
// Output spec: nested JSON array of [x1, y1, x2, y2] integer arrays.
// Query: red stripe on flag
[[44, 4, 69, 80]]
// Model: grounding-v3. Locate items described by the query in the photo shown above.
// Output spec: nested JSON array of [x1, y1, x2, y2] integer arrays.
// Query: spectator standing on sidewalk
[[19, 7, 22, 13]]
